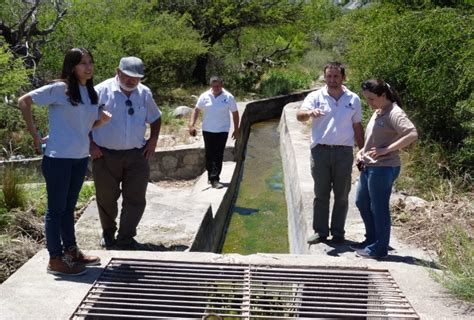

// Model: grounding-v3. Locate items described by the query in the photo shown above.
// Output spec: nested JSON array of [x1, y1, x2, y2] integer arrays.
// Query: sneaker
[[331, 236, 345, 244], [100, 231, 116, 248], [307, 233, 327, 245], [64, 246, 101, 266], [355, 248, 388, 260], [349, 241, 370, 251], [211, 181, 224, 189], [47, 255, 87, 276]]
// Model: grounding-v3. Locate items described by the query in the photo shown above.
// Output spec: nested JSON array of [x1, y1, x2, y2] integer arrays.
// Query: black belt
[[100, 146, 143, 153], [317, 144, 351, 149]]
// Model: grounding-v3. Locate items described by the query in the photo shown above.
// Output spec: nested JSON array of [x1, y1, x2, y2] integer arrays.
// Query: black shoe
[[307, 233, 327, 245], [332, 236, 345, 244], [100, 232, 116, 248], [115, 238, 144, 250], [211, 181, 224, 189]]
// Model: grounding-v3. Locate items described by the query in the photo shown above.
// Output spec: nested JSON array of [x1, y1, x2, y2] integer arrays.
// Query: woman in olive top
[[18, 48, 111, 276], [353, 79, 418, 259]]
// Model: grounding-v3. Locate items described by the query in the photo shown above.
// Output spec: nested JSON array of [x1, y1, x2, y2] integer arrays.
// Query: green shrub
[[0, 104, 48, 158], [0, 44, 30, 98], [39, 1, 206, 89], [342, 6, 473, 174], [301, 48, 342, 79], [260, 68, 312, 97], [396, 142, 472, 199]]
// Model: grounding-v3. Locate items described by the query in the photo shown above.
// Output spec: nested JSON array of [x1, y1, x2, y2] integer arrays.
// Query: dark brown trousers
[[92, 147, 149, 242]]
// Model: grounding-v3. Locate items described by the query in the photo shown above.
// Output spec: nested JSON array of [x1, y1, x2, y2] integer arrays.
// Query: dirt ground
[[392, 193, 473, 256]]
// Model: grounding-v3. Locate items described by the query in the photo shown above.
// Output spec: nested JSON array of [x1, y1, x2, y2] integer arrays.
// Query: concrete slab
[[1, 249, 472, 320]]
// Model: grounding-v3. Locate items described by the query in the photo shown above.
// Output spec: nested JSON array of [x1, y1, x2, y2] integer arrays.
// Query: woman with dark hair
[[352, 79, 418, 259], [18, 48, 111, 276]]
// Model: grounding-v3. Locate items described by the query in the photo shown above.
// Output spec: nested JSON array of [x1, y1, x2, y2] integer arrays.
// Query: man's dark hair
[[323, 62, 346, 77], [209, 76, 223, 85]]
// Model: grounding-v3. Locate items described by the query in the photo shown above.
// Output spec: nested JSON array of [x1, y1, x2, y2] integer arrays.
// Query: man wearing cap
[[90, 56, 161, 249], [188, 76, 240, 189]]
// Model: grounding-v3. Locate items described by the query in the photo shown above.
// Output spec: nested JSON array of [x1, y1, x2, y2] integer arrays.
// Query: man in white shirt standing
[[189, 76, 240, 189], [90, 56, 161, 249], [297, 62, 364, 245]]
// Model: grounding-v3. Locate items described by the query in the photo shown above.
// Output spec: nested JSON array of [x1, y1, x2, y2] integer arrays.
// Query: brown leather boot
[[64, 246, 101, 266], [47, 256, 86, 276]]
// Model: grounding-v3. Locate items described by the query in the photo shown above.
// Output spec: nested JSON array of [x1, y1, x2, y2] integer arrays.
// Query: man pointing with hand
[[297, 62, 364, 246]]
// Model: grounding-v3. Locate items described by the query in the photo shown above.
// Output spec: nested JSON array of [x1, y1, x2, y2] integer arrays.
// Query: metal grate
[[72, 258, 419, 319]]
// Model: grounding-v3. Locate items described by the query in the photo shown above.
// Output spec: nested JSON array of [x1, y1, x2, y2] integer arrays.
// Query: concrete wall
[[0, 145, 234, 182], [279, 104, 315, 254]]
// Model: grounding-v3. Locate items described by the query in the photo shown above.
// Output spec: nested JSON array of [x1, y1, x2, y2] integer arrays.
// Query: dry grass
[[393, 195, 473, 253], [0, 210, 44, 283], [393, 194, 474, 301]]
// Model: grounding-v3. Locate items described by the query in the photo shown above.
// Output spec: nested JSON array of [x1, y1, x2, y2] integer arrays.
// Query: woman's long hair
[[60, 48, 98, 106], [361, 79, 402, 107]]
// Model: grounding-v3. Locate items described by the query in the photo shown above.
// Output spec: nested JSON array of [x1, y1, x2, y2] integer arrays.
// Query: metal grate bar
[[71, 258, 419, 319]]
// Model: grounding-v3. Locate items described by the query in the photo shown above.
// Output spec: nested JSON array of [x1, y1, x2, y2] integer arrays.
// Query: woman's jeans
[[355, 166, 400, 257], [42, 156, 89, 258]]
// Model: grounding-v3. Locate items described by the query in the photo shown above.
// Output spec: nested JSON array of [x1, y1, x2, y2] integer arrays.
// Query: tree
[[39, 0, 206, 89], [154, 0, 304, 84], [0, 45, 29, 100], [0, 0, 67, 74]]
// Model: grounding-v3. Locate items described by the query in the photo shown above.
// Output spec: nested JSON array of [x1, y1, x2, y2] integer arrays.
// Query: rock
[[173, 106, 193, 118], [404, 196, 428, 210]]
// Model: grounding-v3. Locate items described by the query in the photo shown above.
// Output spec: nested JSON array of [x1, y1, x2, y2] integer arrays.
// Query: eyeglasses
[[125, 99, 134, 115]]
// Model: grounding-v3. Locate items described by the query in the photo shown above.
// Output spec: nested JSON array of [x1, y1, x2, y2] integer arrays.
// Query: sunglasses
[[125, 99, 134, 115]]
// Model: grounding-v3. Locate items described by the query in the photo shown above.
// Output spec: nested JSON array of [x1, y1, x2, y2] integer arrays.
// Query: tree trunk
[[192, 54, 209, 85]]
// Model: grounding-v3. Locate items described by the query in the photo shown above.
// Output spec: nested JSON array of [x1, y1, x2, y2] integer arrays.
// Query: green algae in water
[[222, 119, 289, 254]]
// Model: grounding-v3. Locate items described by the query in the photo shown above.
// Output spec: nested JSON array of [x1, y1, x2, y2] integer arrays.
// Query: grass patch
[[1, 166, 27, 212], [434, 226, 474, 303]]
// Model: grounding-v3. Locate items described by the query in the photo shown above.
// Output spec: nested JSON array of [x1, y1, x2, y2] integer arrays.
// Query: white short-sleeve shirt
[[92, 77, 161, 150], [196, 88, 238, 133], [29, 82, 100, 159], [301, 86, 362, 149]]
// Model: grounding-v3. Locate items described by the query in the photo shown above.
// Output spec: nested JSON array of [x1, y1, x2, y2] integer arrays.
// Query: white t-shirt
[[301, 86, 362, 149], [92, 77, 161, 150], [29, 82, 100, 159], [196, 88, 238, 133]]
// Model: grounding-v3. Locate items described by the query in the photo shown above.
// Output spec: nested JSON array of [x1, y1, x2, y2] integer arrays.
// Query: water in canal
[[222, 119, 289, 254]]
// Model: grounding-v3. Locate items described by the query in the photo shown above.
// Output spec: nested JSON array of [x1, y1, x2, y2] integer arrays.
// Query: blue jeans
[[355, 166, 400, 257], [42, 156, 89, 257]]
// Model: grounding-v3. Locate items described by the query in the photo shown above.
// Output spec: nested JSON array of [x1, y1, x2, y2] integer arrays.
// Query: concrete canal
[[221, 119, 289, 254]]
